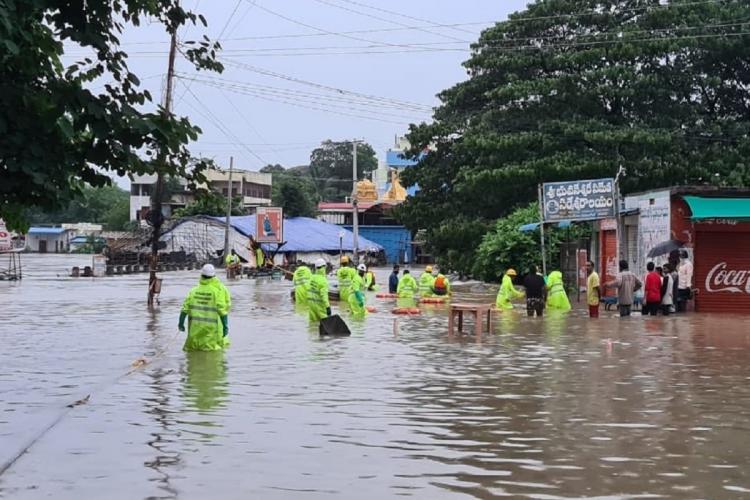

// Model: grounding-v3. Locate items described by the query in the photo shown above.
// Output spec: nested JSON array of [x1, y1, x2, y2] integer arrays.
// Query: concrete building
[[26, 227, 74, 253], [129, 168, 272, 222]]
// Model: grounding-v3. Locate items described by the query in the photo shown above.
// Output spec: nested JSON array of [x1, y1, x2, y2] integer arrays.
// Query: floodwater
[[2, 255, 750, 499]]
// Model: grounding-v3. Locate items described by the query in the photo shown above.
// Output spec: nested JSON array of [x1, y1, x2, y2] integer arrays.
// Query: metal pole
[[352, 140, 360, 265], [148, 23, 178, 306], [538, 184, 547, 276], [223, 156, 234, 259]]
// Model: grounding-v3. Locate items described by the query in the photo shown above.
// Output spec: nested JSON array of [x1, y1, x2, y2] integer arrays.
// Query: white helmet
[[201, 264, 216, 277], [315, 258, 327, 269], [357, 264, 366, 272]]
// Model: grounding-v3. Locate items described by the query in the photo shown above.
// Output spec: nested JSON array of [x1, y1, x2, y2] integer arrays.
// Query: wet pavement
[[1, 254, 750, 498]]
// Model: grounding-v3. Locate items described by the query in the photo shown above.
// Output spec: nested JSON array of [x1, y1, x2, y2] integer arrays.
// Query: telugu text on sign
[[542, 179, 615, 222]]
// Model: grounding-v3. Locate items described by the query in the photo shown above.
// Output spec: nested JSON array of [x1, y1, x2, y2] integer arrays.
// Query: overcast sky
[[74, 0, 530, 183]]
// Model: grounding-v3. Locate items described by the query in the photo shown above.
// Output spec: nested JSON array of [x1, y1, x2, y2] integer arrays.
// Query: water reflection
[[183, 351, 228, 414]]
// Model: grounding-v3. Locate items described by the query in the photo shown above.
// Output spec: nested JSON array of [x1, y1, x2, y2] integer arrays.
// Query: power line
[[311, 0, 469, 43]]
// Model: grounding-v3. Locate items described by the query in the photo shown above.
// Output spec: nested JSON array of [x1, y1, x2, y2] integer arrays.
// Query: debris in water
[[67, 395, 90, 408]]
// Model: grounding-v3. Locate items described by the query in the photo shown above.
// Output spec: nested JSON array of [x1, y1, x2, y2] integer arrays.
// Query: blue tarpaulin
[[210, 216, 384, 253], [519, 221, 572, 232]]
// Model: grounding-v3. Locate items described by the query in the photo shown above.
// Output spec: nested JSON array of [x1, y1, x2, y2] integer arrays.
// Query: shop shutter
[[600, 230, 617, 298], [694, 230, 750, 313]]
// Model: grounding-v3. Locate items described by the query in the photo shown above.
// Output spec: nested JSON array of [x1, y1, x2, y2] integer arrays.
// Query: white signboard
[[92, 255, 107, 277], [0, 218, 11, 252], [637, 192, 671, 273]]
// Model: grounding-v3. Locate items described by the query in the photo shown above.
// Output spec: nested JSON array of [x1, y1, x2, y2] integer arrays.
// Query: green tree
[[261, 164, 319, 217], [399, 0, 750, 277], [0, 1, 222, 232], [472, 204, 590, 282], [309, 140, 377, 201], [25, 184, 130, 230], [173, 190, 246, 218]]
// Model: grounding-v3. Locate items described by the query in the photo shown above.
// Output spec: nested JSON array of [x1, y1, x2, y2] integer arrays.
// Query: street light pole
[[352, 140, 360, 266], [223, 156, 234, 259]]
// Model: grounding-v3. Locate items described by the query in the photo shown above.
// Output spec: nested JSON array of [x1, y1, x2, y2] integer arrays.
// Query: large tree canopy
[[0, 0, 222, 231], [309, 140, 377, 201], [398, 0, 750, 276], [260, 164, 319, 218]]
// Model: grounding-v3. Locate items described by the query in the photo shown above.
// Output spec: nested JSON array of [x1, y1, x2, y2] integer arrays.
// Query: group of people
[[388, 264, 452, 301], [642, 250, 693, 316], [495, 266, 572, 317], [292, 256, 377, 321]]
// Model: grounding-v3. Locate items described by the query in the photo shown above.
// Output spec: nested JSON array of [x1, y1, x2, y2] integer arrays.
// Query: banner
[[542, 179, 615, 222], [256, 207, 283, 243], [637, 192, 670, 273]]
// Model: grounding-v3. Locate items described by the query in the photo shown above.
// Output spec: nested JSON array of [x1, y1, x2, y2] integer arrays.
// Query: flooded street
[[2, 255, 750, 498]]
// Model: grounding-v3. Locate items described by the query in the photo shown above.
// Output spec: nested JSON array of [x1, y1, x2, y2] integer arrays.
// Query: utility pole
[[223, 156, 234, 259], [148, 23, 178, 307], [352, 140, 360, 266]]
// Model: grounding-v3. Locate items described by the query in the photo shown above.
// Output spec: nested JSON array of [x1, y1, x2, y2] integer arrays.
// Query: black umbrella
[[647, 239, 686, 258]]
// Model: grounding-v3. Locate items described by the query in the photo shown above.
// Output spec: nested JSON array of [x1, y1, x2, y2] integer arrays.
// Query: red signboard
[[694, 221, 750, 313], [256, 207, 283, 244]]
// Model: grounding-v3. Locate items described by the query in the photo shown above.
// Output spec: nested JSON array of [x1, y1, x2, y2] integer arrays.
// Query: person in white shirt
[[677, 250, 693, 312]]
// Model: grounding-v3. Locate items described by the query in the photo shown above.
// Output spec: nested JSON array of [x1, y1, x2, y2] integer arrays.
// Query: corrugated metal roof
[[210, 216, 384, 252], [28, 227, 68, 235]]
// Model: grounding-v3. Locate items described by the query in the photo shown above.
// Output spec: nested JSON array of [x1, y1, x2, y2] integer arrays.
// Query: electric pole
[[147, 23, 178, 307], [223, 156, 234, 259], [352, 140, 360, 266]]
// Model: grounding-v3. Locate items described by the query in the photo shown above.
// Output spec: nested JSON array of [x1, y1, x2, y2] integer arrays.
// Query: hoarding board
[[542, 179, 615, 222], [256, 207, 283, 243]]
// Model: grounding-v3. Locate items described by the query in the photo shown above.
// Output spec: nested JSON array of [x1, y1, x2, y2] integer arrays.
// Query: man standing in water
[[292, 261, 312, 305], [523, 266, 546, 317], [677, 250, 693, 312], [337, 256, 354, 305], [309, 258, 331, 322], [389, 264, 400, 294], [586, 261, 600, 318], [179, 264, 229, 351], [606, 260, 642, 317]]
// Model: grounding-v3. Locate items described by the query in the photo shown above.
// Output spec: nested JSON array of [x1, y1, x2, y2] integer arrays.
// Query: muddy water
[[2, 255, 750, 498]]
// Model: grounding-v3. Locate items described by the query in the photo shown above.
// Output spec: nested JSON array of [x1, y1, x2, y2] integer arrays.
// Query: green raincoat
[[418, 272, 435, 297], [180, 277, 229, 352], [292, 265, 312, 305], [336, 265, 355, 303], [347, 272, 367, 318], [208, 276, 232, 311], [496, 274, 523, 310], [433, 274, 451, 296], [308, 267, 331, 322], [546, 271, 571, 311]]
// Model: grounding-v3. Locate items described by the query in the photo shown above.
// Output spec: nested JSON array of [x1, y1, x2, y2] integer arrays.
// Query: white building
[[129, 168, 272, 222], [25, 227, 74, 253]]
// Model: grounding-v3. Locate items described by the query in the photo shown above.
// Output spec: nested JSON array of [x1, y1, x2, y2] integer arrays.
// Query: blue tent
[[210, 216, 383, 253]]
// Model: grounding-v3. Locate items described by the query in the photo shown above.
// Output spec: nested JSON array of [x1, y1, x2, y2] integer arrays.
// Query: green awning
[[683, 196, 750, 220]]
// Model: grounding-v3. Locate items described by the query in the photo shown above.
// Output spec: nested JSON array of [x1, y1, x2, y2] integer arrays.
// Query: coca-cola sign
[[705, 262, 750, 294]]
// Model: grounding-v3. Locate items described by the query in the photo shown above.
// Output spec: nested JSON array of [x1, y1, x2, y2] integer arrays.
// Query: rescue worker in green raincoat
[[179, 264, 230, 351], [224, 249, 241, 279], [546, 270, 572, 312], [418, 265, 436, 297], [308, 258, 331, 322], [292, 262, 312, 305], [347, 264, 368, 318], [397, 269, 418, 307], [363, 266, 377, 291], [336, 256, 355, 304], [496, 268, 524, 310]]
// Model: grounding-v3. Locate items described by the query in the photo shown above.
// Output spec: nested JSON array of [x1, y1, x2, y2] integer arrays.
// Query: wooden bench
[[448, 303, 493, 336]]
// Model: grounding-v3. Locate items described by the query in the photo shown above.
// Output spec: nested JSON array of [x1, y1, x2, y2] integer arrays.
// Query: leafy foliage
[[0, 0, 223, 232], [261, 164, 319, 217], [309, 140, 377, 201], [173, 190, 246, 218], [399, 0, 750, 277], [26, 185, 130, 230], [472, 204, 590, 282]]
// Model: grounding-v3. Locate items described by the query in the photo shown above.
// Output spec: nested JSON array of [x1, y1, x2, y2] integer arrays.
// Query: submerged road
[[1, 254, 749, 498]]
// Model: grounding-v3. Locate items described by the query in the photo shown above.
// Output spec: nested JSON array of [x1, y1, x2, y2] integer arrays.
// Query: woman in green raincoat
[[546, 270, 571, 311], [496, 269, 524, 310]]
